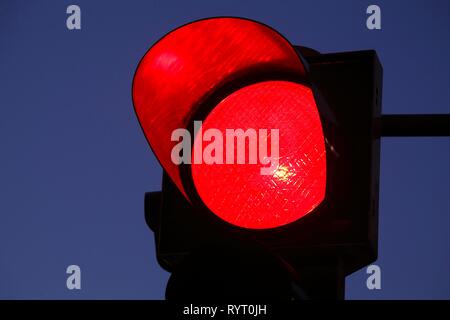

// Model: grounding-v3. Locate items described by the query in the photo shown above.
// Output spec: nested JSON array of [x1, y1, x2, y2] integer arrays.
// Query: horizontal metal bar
[[381, 114, 450, 137]]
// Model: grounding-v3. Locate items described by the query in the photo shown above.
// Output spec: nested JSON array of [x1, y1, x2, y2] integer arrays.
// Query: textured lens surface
[[191, 81, 326, 229]]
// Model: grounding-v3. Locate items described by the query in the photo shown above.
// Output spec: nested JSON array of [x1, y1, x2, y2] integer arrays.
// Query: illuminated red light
[[191, 81, 326, 229]]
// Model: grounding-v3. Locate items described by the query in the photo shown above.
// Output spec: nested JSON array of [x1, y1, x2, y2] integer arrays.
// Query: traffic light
[[132, 17, 382, 300]]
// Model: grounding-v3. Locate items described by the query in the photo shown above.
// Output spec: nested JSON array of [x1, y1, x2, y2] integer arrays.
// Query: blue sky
[[0, 0, 449, 299]]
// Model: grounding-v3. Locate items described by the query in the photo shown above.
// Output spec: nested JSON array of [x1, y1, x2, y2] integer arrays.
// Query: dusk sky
[[1, 0, 449, 299]]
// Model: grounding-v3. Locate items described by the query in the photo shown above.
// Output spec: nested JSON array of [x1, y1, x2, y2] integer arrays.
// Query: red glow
[[132, 18, 305, 197], [191, 81, 326, 229]]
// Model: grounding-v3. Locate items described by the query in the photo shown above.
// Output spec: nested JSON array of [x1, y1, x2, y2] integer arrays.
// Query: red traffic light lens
[[191, 81, 326, 229]]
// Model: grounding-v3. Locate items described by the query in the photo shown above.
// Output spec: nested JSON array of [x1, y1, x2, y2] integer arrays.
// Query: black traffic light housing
[[145, 49, 382, 290]]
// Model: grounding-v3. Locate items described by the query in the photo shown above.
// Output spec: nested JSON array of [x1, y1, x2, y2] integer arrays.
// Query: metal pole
[[381, 114, 450, 137]]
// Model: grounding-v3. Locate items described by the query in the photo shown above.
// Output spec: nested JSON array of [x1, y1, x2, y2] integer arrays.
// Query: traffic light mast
[[381, 114, 450, 137], [133, 17, 450, 300]]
